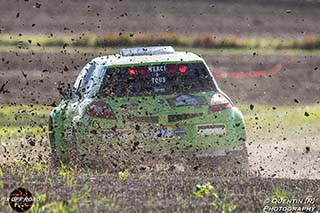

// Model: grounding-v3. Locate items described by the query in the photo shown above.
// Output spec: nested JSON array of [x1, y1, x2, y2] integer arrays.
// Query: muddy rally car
[[49, 46, 248, 169]]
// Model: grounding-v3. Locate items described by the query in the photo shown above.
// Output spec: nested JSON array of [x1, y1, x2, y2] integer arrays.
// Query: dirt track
[[1, 158, 319, 212], [0, 134, 319, 211], [1, 0, 320, 38], [249, 135, 320, 179], [2, 133, 319, 180]]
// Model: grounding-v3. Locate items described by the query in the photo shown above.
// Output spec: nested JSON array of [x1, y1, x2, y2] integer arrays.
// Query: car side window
[[73, 62, 96, 98]]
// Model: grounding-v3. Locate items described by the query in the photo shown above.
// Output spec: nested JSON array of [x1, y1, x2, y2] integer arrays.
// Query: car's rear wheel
[[48, 117, 59, 166], [68, 127, 81, 164], [49, 118, 79, 165], [58, 127, 79, 165]]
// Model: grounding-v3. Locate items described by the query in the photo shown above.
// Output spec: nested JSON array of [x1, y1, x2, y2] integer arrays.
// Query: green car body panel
[[49, 47, 246, 162]]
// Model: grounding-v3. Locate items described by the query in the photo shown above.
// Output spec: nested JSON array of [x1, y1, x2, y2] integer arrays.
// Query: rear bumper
[[75, 127, 246, 159], [67, 106, 246, 158], [194, 143, 246, 157]]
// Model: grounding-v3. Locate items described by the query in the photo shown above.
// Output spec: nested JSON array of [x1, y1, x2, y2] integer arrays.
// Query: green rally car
[[49, 46, 247, 167]]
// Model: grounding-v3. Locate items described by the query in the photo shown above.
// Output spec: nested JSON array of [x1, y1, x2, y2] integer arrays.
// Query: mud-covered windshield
[[100, 62, 216, 97]]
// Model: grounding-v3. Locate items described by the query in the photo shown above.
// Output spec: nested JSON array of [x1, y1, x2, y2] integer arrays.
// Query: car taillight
[[87, 101, 116, 119], [178, 65, 187, 73], [168, 65, 176, 73], [209, 93, 232, 113], [128, 67, 136, 76], [139, 67, 147, 75]]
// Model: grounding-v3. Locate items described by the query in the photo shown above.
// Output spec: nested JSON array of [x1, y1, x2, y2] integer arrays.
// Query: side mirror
[[63, 89, 73, 100]]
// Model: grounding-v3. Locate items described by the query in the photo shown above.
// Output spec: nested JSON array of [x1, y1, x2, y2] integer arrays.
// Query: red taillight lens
[[87, 101, 116, 119], [128, 67, 136, 76], [139, 67, 147, 75], [209, 93, 232, 113], [178, 65, 187, 73], [168, 65, 176, 73]]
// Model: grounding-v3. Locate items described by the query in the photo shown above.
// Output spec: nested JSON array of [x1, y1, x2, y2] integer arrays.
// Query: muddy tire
[[49, 118, 78, 166], [49, 117, 60, 166]]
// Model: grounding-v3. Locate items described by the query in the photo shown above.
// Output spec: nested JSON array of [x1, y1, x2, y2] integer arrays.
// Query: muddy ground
[[1, 160, 320, 212], [0, 135, 320, 212], [1, 0, 320, 38]]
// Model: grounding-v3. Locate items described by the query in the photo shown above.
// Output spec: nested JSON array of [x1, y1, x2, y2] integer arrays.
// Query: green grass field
[[1, 45, 320, 57], [1, 33, 320, 56], [0, 105, 51, 143], [1, 33, 320, 49]]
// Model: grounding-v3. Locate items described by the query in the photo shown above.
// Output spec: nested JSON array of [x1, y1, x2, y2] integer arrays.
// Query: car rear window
[[100, 62, 215, 97]]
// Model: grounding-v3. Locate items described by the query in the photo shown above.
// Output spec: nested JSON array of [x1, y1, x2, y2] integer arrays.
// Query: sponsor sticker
[[142, 127, 174, 139], [154, 127, 173, 139], [102, 131, 131, 140], [197, 124, 226, 135]]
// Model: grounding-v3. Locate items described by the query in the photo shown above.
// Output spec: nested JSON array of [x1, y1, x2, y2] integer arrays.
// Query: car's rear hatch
[[104, 91, 215, 136], [88, 62, 232, 140]]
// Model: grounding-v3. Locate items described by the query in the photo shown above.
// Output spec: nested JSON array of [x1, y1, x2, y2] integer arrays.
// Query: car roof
[[92, 51, 204, 67]]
